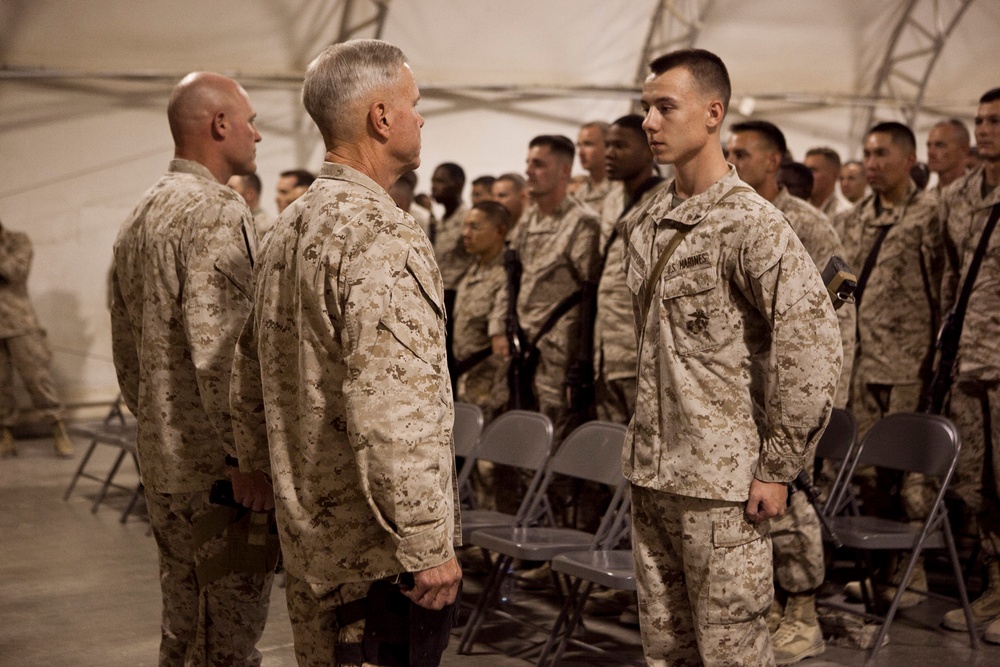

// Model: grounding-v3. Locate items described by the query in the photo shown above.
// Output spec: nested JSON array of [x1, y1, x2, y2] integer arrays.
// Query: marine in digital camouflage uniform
[[230, 41, 461, 667], [493, 135, 601, 444], [938, 88, 1000, 640], [0, 221, 73, 458], [453, 202, 512, 513], [453, 203, 510, 423], [575, 121, 612, 214], [728, 121, 857, 652], [111, 72, 273, 667], [769, 189, 853, 611], [595, 115, 668, 426], [626, 51, 840, 666], [836, 123, 944, 522], [830, 122, 945, 611], [429, 162, 472, 291]]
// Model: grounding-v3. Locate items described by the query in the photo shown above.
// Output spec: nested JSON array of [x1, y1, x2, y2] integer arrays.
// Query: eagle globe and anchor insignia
[[686, 309, 710, 335]]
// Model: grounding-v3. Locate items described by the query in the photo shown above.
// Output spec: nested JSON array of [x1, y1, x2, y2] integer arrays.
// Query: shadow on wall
[[10, 289, 99, 430]]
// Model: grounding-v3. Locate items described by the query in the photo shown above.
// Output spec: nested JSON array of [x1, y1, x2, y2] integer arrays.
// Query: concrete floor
[[3, 431, 1000, 666]]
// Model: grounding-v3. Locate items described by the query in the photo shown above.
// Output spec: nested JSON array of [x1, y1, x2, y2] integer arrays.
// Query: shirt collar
[[648, 165, 746, 228], [318, 162, 387, 198], [168, 159, 217, 182]]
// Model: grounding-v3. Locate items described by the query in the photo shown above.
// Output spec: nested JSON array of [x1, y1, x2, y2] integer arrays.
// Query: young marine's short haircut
[[529, 135, 576, 162], [471, 200, 511, 231], [242, 173, 262, 194], [867, 121, 917, 154], [436, 162, 467, 188], [611, 114, 646, 139], [648, 48, 731, 115], [933, 118, 971, 147], [730, 120, 788, 156], [805, 146, 842, 170], [472, 175, 496, 189], [280, 169, 316, 188], [779, 161, 814, 200], [495, 172, 526, 189], [980, 87, 1000, 104]]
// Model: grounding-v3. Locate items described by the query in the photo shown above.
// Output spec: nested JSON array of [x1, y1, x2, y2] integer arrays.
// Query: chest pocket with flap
[[659, 265, 735, 356]]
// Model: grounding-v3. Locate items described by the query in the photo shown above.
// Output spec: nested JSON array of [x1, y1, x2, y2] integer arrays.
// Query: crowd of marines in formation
[[3, 34, 997, 667]]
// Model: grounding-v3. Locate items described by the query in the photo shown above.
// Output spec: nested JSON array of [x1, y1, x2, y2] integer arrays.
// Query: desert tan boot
[[772, 593, 825, 665], [52, 420, 74, 458], [1, 428, 15, 457], [944, 560, 1000, 631]]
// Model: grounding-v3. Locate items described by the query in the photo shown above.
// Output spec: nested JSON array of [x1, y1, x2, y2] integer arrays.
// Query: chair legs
[[535, 577, 592, 667], [942, 518, 979, 651], [863, 520, 978, 666], [92, 448, 130, 513], [459, 553, 515, 653], [63, 438, 100, 500], [121, 481, 145, 523]]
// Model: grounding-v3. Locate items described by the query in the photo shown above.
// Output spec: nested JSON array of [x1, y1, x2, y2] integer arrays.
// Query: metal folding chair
[[456, 410, 554, 545], [63, 395, 143, 522], [816, 407, 860, 517], [459, 421, 629, 656], [536, 493, 638, 667], [453, 401, 485, 509], [824, 412, 978, 665]]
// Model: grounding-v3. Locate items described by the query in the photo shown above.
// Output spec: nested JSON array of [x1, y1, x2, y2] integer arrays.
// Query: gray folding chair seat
[[453, 401, 484, 509], [456, 410, 554, 545], [459, 421, 629, 656], [551, 548, 635, 592], [823, 412, 978, 665]]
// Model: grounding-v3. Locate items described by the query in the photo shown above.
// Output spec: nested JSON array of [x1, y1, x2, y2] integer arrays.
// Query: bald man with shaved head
[[111, 72, 273, 666]]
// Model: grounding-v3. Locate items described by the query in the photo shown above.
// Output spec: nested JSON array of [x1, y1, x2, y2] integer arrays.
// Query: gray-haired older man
[[231, 39, 461, 666]]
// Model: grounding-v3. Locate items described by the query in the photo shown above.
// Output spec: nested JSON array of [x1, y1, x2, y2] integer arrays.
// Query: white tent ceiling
[[0, 0, 996, 409]]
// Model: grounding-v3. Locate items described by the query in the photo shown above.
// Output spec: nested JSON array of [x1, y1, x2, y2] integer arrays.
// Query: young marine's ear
[[705, 99, 725, 131]]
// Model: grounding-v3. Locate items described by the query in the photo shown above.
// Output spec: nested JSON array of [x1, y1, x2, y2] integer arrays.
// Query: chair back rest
[[539, 421, 630, 547], [815, 408, 857, 462], [453, 402, 484, 458], [854, 412, 960, 477], [456, 410, 553, 489], [546, 421, 628, 487]]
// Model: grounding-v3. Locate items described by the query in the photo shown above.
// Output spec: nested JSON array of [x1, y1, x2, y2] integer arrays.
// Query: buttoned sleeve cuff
[[394, 520, 457, 573], [755, 438, 805, 484]]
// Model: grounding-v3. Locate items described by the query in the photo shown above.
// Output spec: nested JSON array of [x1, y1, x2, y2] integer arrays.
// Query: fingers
[[745, 496, 785, 523], [403, 559, 463, 610], [238, 490, 274, 512], [230, 470, 275, 512]]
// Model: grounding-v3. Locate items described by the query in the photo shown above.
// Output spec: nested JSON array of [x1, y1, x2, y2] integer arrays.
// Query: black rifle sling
[[452, 346, 494, 377], [948, 202, 1000, 347], [854, 189, 924, 308], [600, 176, 665, 262], [530, 290, 583, 349], [853, 225, 890, 309], [639, 184, 752, 328]]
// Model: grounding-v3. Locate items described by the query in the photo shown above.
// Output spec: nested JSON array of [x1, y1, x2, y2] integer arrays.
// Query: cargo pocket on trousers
[[705, 511, 772, 624]]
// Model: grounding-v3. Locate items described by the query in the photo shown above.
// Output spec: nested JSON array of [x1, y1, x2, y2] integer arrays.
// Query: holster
[[334, 578, 462, 667], [192, 504, 280, 587]]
